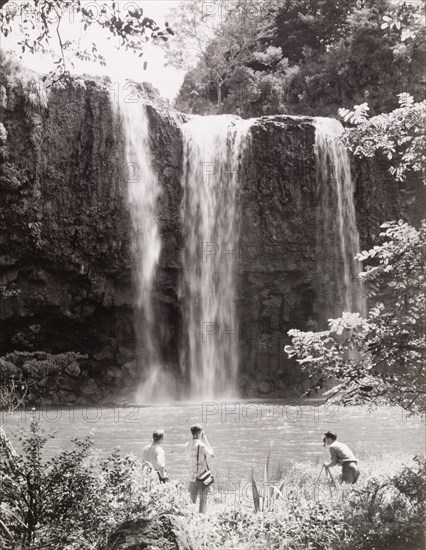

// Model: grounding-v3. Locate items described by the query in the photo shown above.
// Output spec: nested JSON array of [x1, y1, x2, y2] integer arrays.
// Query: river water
[[3, 403, 424, 482]]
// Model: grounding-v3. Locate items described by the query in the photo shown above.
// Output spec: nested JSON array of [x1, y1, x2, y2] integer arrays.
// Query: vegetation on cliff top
[[164, 0, 425, 118]]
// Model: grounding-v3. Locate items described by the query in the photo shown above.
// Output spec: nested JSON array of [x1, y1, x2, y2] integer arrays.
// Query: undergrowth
[[0, 418, 424, 550]]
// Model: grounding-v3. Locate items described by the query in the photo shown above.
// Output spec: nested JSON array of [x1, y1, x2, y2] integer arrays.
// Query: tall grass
[[193, 450, 425, 550]]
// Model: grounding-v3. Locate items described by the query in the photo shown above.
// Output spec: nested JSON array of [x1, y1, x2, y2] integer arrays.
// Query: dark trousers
[[341, 461, 360, 484], [189, 480, 209, 513]]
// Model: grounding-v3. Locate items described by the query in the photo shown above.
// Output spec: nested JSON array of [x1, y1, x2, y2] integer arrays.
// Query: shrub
[[0, 416, 192, 549]]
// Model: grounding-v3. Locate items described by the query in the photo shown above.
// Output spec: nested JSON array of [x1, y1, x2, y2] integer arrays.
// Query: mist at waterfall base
[[114, 97, 366, 404]]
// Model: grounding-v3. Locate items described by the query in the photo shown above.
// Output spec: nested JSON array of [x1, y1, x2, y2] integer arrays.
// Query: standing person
[[143, 429, 169, 483], [185, 424, 215, 514], [323, 431, 360, 484]]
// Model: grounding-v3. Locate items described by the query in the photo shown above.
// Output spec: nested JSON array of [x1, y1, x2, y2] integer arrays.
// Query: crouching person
[[186, 424, 215, 513], [323, 431, 360, 484]]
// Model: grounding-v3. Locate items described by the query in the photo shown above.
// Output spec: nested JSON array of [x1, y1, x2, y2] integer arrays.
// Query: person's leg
[[352, 465, 360, 484], [189, 481, 198, 503], [199, 484, 209, 514]]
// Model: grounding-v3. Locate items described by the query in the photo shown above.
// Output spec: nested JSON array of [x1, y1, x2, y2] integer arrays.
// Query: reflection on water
[[3, 402, 424, 482]]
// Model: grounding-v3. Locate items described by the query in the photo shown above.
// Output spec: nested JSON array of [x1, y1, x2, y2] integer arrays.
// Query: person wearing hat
[[185, 424, 215, 513], [323, 431, 360, 484], [143, 428, 169, 483]]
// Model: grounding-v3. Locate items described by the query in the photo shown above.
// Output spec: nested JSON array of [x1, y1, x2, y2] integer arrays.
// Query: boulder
[[116, 346, 135, 366], [57, 376, 75, 392], [101, 515, 195, 550], [80, 378, 98, 396], [258, 381, 271, 394], [65, 361, 81, 377]]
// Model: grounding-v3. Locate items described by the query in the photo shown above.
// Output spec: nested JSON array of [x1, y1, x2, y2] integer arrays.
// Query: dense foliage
[[339, 93, 426, 182], [166, 0, 425, 118], [0, 416, 191, 549], [286, 220, 425, 414]]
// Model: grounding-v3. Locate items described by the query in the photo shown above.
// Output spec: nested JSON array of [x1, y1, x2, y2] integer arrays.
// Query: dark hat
[[324, 431, 337, 441]]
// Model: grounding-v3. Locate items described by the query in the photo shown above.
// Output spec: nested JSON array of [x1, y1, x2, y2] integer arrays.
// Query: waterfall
[[116, 99, 170, 401], [314, 117, 366, 318], [180, 115, 253, 399], [114, 103, 363, 401]]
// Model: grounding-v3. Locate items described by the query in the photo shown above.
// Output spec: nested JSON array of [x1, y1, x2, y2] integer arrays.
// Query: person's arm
[[324, 446, 338, 468], [155, 447, 166, 478], [202, 434, 215, 457], [142, 447, 148, 463]]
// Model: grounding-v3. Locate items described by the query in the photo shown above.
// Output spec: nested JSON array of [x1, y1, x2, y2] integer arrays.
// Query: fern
[[338, 103, 370, 125], [397, 92, 414, 109]]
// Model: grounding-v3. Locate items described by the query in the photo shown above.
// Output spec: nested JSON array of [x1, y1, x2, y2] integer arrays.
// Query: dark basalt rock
[[0, 62, 184, 403], [101, 515, 194, 550]]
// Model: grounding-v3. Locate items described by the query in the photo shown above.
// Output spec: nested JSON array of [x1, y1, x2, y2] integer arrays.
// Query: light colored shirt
[[143, 442, 166, 477], [329, 441, 357, 466], [185, 439, 214, 482]]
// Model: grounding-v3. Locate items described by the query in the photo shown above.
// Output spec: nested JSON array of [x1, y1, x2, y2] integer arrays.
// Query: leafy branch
[[285, 221, 426, 414], [338, 94, 426, 182], [0, 0, 172, 83]]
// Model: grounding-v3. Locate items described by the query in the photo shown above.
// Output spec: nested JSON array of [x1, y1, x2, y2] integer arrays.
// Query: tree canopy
[[165, 0, 425, 117], [0, 0, 172, 82]]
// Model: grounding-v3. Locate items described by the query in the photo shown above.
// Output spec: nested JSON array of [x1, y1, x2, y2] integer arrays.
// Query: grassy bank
[[0, 418, 424, 549], [194, 453, 425, 550]]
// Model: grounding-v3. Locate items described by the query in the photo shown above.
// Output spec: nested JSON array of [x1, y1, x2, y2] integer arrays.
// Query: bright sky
[[0, 0, 186, 100]]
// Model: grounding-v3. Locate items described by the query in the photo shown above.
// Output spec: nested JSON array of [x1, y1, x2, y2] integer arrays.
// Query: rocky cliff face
[[0, 63, 184, 403], [0, 62, 423, 403], [237, 116, 319, 396], [236, 115, 424, 397]]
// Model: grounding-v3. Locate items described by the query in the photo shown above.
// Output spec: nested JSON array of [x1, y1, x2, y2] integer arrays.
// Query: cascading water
[[115, 103, 364, 401], [180, 116, 253, 399], [115, 99, 169, 401], [314, 117, 366, 318]]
